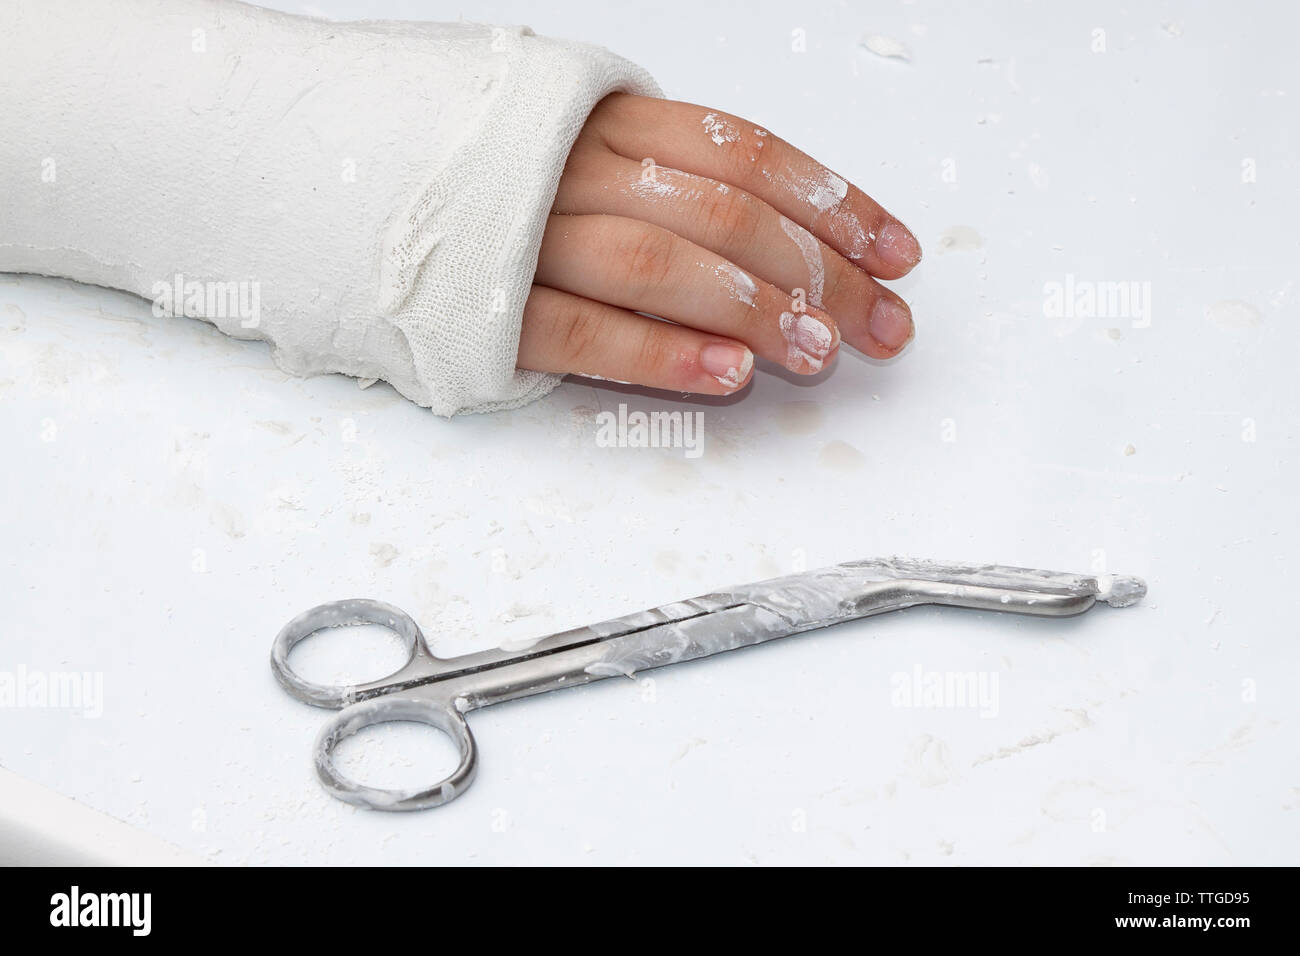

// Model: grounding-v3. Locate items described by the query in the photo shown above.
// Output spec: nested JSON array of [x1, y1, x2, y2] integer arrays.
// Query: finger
[[537, 213, 841, 374], [588, 94, 923, 280], [554, 147, 914, 357], [518, 284, 755, 394]]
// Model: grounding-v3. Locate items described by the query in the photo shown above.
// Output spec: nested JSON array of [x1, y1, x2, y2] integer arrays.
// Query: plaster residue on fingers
[[794, 167, 876, 260], [626, 166, 706, 204], [761, 161, 873, 261], [765, 165, 850, 219], [713, 261, 758, 307], [779, 311, 833, 372], [581, 372, 634, 385], [711, 348, 754, 390], [807, 168, 848, 215], [628, 176, 682, 201], [936, 225, 983, 254], [829, 207, 874, 261], [778, 216, 824, 308], [859, 34, 912, 62], [701, 111, 741, 146]]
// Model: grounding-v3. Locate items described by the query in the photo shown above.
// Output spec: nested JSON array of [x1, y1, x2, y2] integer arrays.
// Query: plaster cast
[[0, 0, 659, 415]]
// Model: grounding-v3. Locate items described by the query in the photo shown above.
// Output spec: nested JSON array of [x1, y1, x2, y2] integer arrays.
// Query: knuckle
[[636, 321, 686, 377], [698, 189, 758, 247], [617, 224, 677, 288], [558, 300, 607, 367]]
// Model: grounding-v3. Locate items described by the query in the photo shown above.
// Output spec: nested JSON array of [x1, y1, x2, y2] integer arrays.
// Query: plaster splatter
[[818, 440, 865, 472], [582, 373, 635, 385], [701, 112, 740, 146], [830, 209, 874, 261], [714, 261, 758, 307], [860, 34, 911, 61], [779, 216, 825, 307], [807, 169, 849, 214], [370, 542, 399, 567], [628, 172, 705, 204], [779, 311, 833, 372], [711, 349, 753, 390]]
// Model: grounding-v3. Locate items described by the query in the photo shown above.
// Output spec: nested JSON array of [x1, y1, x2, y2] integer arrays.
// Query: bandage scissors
[[271, 557, 1145, 811]]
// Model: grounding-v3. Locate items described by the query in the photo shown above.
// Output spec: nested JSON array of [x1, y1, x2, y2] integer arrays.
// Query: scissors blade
[[343, 559, 1145, 702]]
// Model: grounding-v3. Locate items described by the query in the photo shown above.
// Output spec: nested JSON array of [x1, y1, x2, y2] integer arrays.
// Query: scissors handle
[[314, 694, 476, 811], [270, 599, 479, 810], [270, 598, 442, 708]]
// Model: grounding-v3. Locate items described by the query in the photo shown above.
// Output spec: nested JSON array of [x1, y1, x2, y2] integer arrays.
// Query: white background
[[2, 0, 1297, 864]]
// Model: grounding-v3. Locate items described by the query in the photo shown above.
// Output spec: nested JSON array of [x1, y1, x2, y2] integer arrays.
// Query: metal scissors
[[271, 557, 1145, 811]]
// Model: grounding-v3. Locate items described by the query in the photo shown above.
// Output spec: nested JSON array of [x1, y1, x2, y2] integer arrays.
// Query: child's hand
[[518, 94, 921, 395]]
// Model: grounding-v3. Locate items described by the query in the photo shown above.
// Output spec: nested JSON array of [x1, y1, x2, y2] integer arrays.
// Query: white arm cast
[[0, 0, 659, 415]]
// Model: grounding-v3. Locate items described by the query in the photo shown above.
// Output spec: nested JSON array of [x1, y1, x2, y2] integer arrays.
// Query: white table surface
[[2, 0, 1297, 865]]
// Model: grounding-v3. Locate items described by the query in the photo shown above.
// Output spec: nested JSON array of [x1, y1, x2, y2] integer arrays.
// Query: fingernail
[[700, 343, 753, 389], [869, 299, 914, 351], [876, 222, 922, 271]]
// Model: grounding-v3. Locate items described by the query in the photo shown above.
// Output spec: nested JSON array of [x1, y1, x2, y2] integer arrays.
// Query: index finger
[[589, 95, 923, 280]]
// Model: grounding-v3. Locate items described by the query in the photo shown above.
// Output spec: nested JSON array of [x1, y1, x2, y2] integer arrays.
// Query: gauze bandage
[[0, 0, 659, 415]]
